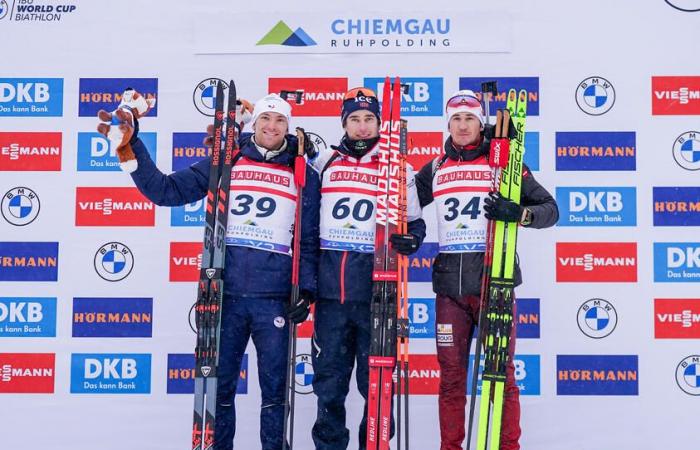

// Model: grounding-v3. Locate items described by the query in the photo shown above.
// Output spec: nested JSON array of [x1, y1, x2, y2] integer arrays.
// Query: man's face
[[253, 112, 288, 149], [448, 112, 482, 147], [344, 110, 379, 140]]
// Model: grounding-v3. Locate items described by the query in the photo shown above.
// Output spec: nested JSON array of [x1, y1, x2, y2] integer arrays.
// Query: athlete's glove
[[96, 88, 156, 173], [483, 192, 523, 223], [287, 289, 314, 324], [390, 233, 421, 255], [294, 127, 318, 159], [203, 98, 253, 147]]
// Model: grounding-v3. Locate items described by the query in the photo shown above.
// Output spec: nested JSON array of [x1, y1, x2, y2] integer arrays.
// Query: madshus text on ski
[[95, 76, 558, 450]]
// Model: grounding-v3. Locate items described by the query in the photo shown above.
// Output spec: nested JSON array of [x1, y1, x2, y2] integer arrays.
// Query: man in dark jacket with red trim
[[414, 90, 558, 450]]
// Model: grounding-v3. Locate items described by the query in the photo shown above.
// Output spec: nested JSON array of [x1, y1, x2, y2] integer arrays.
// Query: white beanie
[[445, 90, 485, 126], [251, 93, 292, 126]]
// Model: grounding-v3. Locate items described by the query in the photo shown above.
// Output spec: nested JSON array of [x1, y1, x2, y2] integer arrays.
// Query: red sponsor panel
[[268, 78, 348, 117], [170, 242, 202, 282], [75, 187, 155, 226], [556, 242, 637, 282], [296, 304, 315, 338], [655, 298, 700, 339], [406, 131, 443, 171], [0, 353, 55, 393], [652, 76, 700, 115], [406, 354, 440, 395], [0, 132, 62, 171]]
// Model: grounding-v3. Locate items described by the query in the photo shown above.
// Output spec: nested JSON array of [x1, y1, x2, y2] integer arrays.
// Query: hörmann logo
[[0, 78, 63, 117], [0, 132, 62, 170], [556, 132, 636, 171], [556, 242, 637, 282], [167, 353, 248, 394], [268, 78, 347, 116], [557, 355, 638, 395], [654, 242, 700, 282], [78, 78, 158, 117], [172, 132, 209, 170], [459, 77, 540, 116], [556, 187, 636, 226], [655, 299, 700, 338], [0, 241, 58, 282], [652, 76, 700, 115], [653, 186, 700, 226], [72, 297, 152, 338]]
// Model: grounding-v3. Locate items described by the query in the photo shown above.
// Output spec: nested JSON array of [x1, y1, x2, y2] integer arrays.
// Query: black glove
[[390, 233, 420, 255], [295, 127, 317, 159], [287, 289, 314, 324], [483, 193, 523, 222]]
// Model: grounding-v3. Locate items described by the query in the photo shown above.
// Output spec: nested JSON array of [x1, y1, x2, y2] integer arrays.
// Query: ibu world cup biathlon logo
[[2, 187, 40, 226], [294, 353, 314, 394], [575, 76, 616, 115], [676, 355, 700, 395], [577, 298, 618, 339], [193, 78, 228, 116], [0, 1, 9, 20], [94, 242, 134, 282], [672, 131, 700, 171]]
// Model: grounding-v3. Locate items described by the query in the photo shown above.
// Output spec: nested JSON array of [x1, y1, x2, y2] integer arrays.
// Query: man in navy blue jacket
[[310, 87, 426, 450], [98, 92, 320, 450]]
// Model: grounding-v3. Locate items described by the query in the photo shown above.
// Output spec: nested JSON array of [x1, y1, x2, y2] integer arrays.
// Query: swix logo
[[169, 242, 203, 282], [167, 353, 248, 394], [75, 187, 155, 226], [557, 355, 638, 395], [406, 131, 442, 170], [653, 187, 700, 226], [172, 132, 209, 170], [0, 132, 62, 171], [70, 353, 151, 394], [408, 298, 435, 338], [654, 242, 700, 282], [655, 299, 700, 338], [652, 76, 700, 115], [268, 78, 348, 116], [77, 132, 156, 171], [0, 297, 56, 338], [0, 353, 55, 393], [556, 187, 636, 226], [556, 242, 637, 282], [0, 78, 63, 117], [407, 242, 438, 282], [406, 354, 440, 395], [364, 77, 443, 116], [78, 78, 158, 117]]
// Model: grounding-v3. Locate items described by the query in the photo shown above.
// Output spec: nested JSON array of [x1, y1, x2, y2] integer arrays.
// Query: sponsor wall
[[1, 0, 698, 449]]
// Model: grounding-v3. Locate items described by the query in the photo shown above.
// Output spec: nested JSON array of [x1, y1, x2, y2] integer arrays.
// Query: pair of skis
[[467, 87, 528, 450], [192, 81, 238, 450], [367, 76, 410, 450]]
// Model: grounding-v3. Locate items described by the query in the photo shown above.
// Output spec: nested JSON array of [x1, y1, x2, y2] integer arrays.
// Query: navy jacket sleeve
[[415, 159, 436, 208], [521, 164, 559, 229], [299, 164, 321, 297], [129, 138, 210, 206]]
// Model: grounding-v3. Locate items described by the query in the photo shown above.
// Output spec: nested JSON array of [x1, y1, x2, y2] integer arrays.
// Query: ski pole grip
[[294, 128, 307, 187]]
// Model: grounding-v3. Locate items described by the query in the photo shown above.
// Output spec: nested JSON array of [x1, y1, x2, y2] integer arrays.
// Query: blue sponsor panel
[[556, 187, 636, 226], [466, 354, 540, 396], [363, 77, 443, 116], [515, 298, 540, 339], [407, 242, 437, 282], [654, 242, 700, 282], [77, 132, 157, 171], [166, 353, 248, 394], [0, 242, 58, 281], [172, 132, 209, 171], [0, 78, 64, 117], [458, 77, 540, 116], [78, 78, 158, 117], [0, 297, 56, 337], [171, 200, 206, 227], [555, 132, 636, 171], [557, 355, 639, 395], [71, 353, 152, 394], [408, 298, 435, 338], [653, 187, 700, 226], [72, 297, 153, 338], [523, 131, 539, 171]]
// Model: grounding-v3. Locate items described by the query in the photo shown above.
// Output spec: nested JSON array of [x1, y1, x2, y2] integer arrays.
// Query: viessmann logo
[[0, 132, 62, 171], [268, 78, 348, 116], [556, 242, 637, 282], [655, 298, 700, 338], [0, 353, 55, 393], [75, 187, 155, 226], [169, 242, 202, 282], [652, 76, 700, 115]]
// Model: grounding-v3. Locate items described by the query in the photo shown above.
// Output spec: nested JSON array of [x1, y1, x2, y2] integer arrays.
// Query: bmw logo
[[294, 353, 314, 394], [676, 355, 700, 395], [672, 131, 700, 171], [575, 76, 616, 116], [2, 187, 40, 226], [94, 242, 134, 281], [193, 78, 228, 116], [577, 298, 618, 339]]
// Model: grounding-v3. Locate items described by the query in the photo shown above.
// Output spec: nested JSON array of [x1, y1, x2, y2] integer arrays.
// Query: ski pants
[[214, 295, 289, 450], [312, 299, 394, 450], [436, 294, 521, 450]]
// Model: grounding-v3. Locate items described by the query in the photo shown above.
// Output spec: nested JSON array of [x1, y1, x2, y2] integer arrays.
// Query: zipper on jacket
[[340, 251, 348, 304], [458, 253, 463, 297]]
